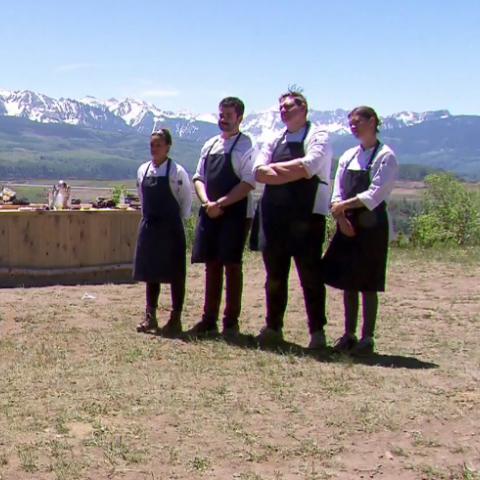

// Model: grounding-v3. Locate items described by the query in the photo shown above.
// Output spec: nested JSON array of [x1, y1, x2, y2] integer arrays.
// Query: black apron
[[191, 133, 248, 264], [133, 158, 186, 282], [250, 122, 326, 257], [322, 142, 389, 292]]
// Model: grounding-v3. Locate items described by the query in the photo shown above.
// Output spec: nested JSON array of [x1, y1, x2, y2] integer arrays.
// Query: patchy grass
[[0, 250, 479, 479]]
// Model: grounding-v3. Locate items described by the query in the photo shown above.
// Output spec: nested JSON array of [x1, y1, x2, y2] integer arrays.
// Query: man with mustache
[[191, 97, 255, 335]]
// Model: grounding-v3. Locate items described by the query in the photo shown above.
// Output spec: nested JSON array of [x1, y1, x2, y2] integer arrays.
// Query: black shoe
[[136, 310, 158, 333], [160, 311, 183, 337], [333, 334, 358, 353], [350, 336, 375, 356], [222, 323, 240, 337], [256, 326, 284, 344], [188, 319, 219, 336]]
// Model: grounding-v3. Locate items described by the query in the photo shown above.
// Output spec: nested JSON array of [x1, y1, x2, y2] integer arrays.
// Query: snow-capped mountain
[[0, 90, 129, 131], [80, 95, 218, 140], [0, 89, 453, 144]]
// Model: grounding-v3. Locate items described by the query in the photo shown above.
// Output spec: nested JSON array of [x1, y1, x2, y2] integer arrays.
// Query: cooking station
[[0, 208, 141, 287]]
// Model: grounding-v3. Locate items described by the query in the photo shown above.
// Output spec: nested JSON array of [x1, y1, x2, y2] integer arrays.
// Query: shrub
[[410, 173, 480, 247]]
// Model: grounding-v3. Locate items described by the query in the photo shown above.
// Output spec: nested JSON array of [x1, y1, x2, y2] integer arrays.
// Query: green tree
[[410, 173, 480, 247]]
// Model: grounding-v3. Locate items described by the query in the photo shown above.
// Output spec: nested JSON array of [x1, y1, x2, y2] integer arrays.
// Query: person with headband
[[323, 106, 398, 355], [134, 129, 192, 336]]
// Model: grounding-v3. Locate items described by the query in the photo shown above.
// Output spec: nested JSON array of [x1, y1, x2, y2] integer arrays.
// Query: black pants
[[146, 274, 185, 313], [262, 211, 327, 335], [344, 290, 378, 338]]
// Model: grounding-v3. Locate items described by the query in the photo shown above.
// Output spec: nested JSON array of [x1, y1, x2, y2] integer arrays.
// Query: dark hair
[[151, 128, 172, 146], [348, 106, 382, 133], [219, 97, 245, 117], [278, 88, 308, 112]]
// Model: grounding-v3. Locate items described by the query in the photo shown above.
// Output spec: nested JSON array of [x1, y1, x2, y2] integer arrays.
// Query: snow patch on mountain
[[0, 89, 453, 142]]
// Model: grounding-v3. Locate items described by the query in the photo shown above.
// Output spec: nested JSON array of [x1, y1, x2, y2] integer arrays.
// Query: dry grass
[[0, 249, 479, 479]]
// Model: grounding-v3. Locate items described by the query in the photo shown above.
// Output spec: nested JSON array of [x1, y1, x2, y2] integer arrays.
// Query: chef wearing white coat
[[323, 106, 398, 355], [252, 90, 332, 349], [191, 97, 255, 335], [134, 129, 192, 336]]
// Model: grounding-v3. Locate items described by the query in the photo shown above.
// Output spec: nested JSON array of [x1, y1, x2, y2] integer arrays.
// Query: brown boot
[[160, 311, 182, 337], [136, 308, 158, 333]]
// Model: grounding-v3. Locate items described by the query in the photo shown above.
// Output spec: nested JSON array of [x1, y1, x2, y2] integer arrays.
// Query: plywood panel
[[0, 210, 141, 269]]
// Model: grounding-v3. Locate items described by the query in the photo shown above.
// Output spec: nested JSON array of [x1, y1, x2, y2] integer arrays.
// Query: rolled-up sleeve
[[356, 152, 399, 210], [192, 142, 212, 183], [300, 131, 332, 178], [237, 147, 256, 188], [331, 155, 347, 204]]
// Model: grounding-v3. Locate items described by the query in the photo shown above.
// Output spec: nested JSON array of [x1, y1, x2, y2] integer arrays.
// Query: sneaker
[[136, 310, 158, 333], [350, 336, 375, 356], [160, 311, 182, 337], [307, 330, 327, 350], [256, 326, 283, 344], [333, 333, 358, 353], [188, 319, 219, 336]]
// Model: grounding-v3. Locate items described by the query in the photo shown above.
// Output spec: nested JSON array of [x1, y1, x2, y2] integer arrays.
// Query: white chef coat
[[193, 132, 256, 217], [137, 159, 192, 219], [253, 123, 333, 216], [331, 143, 398, 210]]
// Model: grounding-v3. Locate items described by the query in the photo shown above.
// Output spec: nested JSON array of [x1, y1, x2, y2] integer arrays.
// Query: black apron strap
[[142, 158, 171, 185], [165, 157, 172, 178], [228, 132, 242, 154], [204, 133, 243, 172], [301, 121, 311, 142], [346, 141, 381, 170], [142, 161, 153, 185], [203, 138, 218, 173], [271, 130, 288, 159], [366, 141, 381, 170]]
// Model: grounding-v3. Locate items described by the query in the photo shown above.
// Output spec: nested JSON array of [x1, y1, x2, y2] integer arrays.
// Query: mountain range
[[0, 89, 479, 180]]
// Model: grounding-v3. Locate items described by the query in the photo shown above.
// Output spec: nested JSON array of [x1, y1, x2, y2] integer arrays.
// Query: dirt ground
[[0, 249, 479, 480]]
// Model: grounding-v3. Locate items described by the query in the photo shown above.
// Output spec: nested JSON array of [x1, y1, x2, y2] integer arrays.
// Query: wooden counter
[[0, 209, 141, 287]]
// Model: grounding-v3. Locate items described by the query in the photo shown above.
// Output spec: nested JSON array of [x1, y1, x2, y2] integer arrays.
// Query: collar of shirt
[[284, 124, 308, 143]]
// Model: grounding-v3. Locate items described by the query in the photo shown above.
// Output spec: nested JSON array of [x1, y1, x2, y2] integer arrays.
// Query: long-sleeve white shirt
[[136, 159, 192, 219], [193, 132, 256, 217], [331, 143, 398, 211], [253, 124, 333, 215]]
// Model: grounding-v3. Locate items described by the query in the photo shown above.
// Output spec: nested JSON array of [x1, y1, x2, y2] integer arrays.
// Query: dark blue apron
[[133, 158, 186, 282], [323, 142, 389, 292], [191, 133, 248, 264], [251, 122, 326, 257]]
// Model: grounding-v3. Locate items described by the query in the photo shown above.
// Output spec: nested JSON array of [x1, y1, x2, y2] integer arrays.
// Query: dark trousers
[[146, 274, 185, 313], [203, 260, 243, 327], [262, 249, 326, 334], [343, 290, 378, 338]]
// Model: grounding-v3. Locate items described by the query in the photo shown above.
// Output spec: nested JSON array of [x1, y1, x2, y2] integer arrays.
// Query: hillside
[[0, 116, 200, 179], [0, 112, 479, 180]]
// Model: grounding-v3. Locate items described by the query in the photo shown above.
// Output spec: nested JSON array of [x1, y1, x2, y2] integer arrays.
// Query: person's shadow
[[177, 331, 438, 370]]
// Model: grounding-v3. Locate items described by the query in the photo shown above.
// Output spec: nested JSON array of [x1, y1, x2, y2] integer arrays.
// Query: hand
[[330, 202, 345, 219], [271, 164, 289, 174], [338, 215, 355, 237], [205, 201, 224, 219]]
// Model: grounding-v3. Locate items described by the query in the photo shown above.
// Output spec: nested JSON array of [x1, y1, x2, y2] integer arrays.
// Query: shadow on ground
[[153, 329, 439, 370]]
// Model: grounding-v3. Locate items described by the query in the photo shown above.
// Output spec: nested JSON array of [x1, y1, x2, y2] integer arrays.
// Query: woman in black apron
[[134, 129, 190, 336], [323, 106, 398, 355]]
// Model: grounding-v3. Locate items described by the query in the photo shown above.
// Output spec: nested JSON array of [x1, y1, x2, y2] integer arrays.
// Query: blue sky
[[1, 0, 478, 115]]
